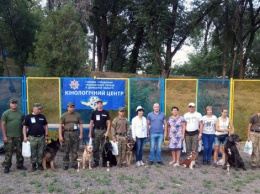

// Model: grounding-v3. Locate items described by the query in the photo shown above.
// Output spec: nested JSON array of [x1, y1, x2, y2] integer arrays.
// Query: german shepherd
[[42, 139, 60, 170]]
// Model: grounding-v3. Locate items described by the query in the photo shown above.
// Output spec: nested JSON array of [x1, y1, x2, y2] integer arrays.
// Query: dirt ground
[[0, 142, 259, 194]]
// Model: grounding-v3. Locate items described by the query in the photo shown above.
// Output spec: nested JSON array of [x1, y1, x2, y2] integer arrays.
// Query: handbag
[[111, 141, 118, 155], [244, 141, 253, 155], [182, 140, 186, 153], [198, 140, 202, 152], [216, 134, 228, 141], [22, 142, 31, 157]]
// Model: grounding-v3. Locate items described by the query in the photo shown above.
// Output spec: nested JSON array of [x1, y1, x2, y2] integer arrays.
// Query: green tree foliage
[[31, 3, 88, 76], [0, 0, 40, 75]]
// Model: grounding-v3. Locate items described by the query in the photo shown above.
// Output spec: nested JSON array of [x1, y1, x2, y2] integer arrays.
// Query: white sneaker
[[140, 161, 145, 166], [173, 163, 179, 167], [136, 161, 140, 167]]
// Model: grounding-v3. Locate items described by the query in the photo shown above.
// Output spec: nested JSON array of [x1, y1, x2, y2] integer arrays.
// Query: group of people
[[1, 98, 260, 174]]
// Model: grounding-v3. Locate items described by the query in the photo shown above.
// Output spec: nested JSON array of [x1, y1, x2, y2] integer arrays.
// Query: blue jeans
[[136, 137, 146, 162], [150, 132, 164, 162], [202, 133, 215, 162]]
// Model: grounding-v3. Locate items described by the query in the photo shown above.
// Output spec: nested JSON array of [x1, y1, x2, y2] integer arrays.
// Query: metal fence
[[0, 77, 258, 141]]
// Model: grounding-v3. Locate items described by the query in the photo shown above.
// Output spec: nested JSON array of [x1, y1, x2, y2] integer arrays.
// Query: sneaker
[[251, 166, 257, 170], [63, 166, 69, 170], [173, 163, 179, 167], [207, 161, 211, 165], [140, 161, 145, 166], [202, 160, 207, 165], [136, 161, 141, 167], [149, 161, 154, 165], [38, 164, 44, 171], [31, 164, 37, 172], [4, 167, 9, 174], [213, 163, 217, 168], [92, 162, 99, 168], [17, 165, 27, 170], [157, 161, 164, 165]]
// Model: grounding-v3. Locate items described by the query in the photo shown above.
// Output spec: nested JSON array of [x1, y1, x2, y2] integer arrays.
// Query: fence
[[0, 77, 258, 142]]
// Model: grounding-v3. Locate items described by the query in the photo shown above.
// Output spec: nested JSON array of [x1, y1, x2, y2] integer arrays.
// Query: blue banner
[[62, 78, 125, 110]]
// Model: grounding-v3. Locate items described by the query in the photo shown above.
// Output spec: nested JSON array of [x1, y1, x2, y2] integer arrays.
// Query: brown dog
[[181, 151, 197, 169], [82, 144, 93, 170], [126, 141, 135, 166]]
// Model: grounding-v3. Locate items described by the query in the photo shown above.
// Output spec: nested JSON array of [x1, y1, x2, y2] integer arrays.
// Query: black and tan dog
[[82, 143, 93, 170], [223, 134, 246, 171], [102, 141, 117, 167], [42, 139, 60, 170], [126, 140, 135, 166]]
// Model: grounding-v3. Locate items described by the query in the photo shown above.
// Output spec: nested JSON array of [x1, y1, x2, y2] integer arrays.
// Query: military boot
[[31, 163, 37, 172]]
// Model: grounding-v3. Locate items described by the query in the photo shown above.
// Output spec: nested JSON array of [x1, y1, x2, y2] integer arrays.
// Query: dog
[[82, 143, 93, 170], [42, 139, 60, 170], [180, 151, 197, 169], [102, 141, 117, 167], [224, 134, 246, 171], [126, 140, 135, 166]]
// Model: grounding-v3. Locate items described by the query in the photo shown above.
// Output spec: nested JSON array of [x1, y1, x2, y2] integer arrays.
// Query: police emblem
[[69, 79, 79, 90], [81, 96, 107, 110]]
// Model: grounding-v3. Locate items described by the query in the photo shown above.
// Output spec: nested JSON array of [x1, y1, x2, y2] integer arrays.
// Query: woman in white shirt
[[199, 106, 217, 165], [132, 106, 147, 167], [213, 108, 234, 168]]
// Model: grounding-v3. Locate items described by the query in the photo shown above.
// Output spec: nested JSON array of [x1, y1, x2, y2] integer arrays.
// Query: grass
[[170, 176, 182, 185], [202, 179, 215, 189]]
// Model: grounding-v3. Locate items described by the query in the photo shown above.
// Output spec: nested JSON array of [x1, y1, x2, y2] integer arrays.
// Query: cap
[[188, 102, 195, 107], [10, 98, 18, 103], [33, 103, 42, 108], [136, 105, 144, 112], [96, 99, 103, 103], [67, 102, 74, 106], [118, 107, 125, 111]]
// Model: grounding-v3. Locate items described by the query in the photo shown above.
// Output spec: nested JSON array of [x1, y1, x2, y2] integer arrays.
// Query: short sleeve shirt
[[1, 109, 24, 137], [23, 114, 48, 136], [60, 111, 82, 131], [147, 112, 166, 133], [184, 112, 202, 132], [90, 110, 110, 128], [249, 114, 260, 131], [200, 115, 217, 135]]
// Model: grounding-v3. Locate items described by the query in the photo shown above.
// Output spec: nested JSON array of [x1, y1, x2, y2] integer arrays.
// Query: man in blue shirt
[[147, 103, 167, 165]]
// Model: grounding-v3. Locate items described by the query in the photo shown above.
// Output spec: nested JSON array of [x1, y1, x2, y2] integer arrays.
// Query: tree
[[31, 3, 89, 76], [0, 0, 40, 75]]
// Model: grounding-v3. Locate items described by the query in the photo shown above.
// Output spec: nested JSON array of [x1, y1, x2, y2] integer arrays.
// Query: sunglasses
[[189, 106, 195, 108], [11, 102, 18, 104]]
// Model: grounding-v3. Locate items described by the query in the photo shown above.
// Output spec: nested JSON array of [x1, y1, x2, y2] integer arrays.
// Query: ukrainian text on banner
[[63, 78, 125, 110]]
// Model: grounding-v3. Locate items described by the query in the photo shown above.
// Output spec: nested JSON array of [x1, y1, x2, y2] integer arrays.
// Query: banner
[[62, 78, 125, 110]]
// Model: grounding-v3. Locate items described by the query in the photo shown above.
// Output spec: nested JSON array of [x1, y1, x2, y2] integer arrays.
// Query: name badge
[[31, 117, 36, 123], [74, 124, 78, 130], [96, 115, 100, 121]]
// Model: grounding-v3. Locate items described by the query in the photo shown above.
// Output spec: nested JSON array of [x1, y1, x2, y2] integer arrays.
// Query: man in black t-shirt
[[23, 103, 48, 172], [88, 100, 110, 167]]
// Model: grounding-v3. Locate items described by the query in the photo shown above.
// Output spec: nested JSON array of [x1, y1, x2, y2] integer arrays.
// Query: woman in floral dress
[[166, 106, 186, 167]]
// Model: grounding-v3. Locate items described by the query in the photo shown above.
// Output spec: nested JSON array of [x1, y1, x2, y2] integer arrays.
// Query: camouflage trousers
[[63, 131, 79, 167], [251, 132, 260, 167], [2, 137, 24, 168], [116, 135, 127, 165], [93, 129, 106, 163], [29, 136, 45, 164]]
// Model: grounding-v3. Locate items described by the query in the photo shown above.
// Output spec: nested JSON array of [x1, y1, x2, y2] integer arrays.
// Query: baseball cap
[[118, 107, 125, 111], [10, 98, 18, 103], [188, 102, 195, 107], [136, 106, 144, 112], [33, 103, 42, 108], [96, 99, 103, 103], [67, 102, 74, 106]]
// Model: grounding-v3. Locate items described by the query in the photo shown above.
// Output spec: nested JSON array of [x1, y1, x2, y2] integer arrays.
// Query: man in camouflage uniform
[[59, 102, 83, 170], [23, 103, 48, 172], [1, 98, 27, 174], [111, 107, 130, 167]]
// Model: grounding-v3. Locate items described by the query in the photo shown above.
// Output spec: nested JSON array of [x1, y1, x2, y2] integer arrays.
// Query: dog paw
[[243, 168, 247, 171], [235, 168, 239, 171]]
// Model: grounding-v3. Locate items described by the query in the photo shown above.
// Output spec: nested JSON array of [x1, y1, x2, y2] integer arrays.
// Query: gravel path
[[0, 142, 259, 194]]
